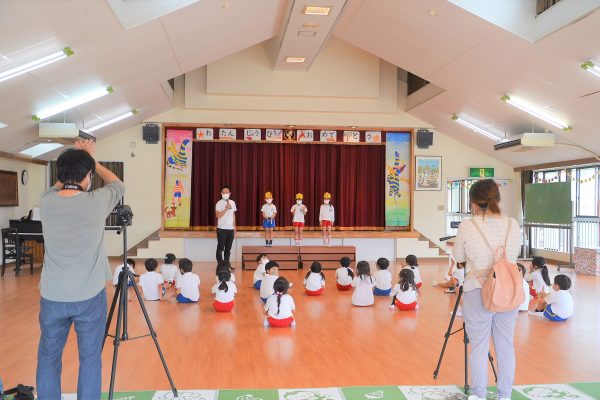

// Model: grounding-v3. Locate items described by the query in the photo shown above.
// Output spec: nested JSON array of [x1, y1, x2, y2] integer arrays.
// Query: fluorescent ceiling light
[[19, 143, 64, 158], [581, 59, 600, 78], [303, 22, 319, 28], [501, 94, 571, 131], [0, 47, 73, 83], [285, 57, 306, 63], [304, 6, 331, 15], [0, 122, 7, 130], [451, 114, 503, 141], [86, 109, 138, 132], [521, 132, 555, 147], [32, 86, 113, 121]]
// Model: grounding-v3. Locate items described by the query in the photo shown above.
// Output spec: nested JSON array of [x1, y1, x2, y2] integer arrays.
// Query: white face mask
[[324, 200, 330, 204], [266, 199, 273, 204], [222, 193, 230, 200], [296, 200, 302, 205]]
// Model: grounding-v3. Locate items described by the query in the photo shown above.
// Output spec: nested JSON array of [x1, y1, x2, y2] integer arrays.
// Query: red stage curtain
[[190, 141, 385, 230]]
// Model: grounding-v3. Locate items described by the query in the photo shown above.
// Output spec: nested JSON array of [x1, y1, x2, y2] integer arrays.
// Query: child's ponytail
[[541, 266, 551, 287], [346, 266, 354, 278], [276, 292, 282, 315]]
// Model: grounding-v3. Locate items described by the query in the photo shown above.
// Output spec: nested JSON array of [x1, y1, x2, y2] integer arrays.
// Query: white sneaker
[[432, 280, 438, 287], [415, 304, 419, 310], [291, 320, 296, 327], [528, 310, 543, 317], [263, 319, 269, 327], [389, 304, 396, 310]]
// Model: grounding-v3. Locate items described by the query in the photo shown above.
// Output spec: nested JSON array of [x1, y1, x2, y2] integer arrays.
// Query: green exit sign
[[470, 168, 495, 178]]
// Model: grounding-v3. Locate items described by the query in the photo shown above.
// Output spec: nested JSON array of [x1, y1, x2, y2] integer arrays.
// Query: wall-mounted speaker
[[416, 129, 433, 149], [143, 123, 159, 144]]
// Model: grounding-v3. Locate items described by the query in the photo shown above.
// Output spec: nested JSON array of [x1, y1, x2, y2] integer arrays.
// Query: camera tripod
[[103, 211, 178, 400], [433, 285, 497, 394]]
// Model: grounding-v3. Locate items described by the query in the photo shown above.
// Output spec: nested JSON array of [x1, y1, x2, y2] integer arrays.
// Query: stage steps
[[242, 246, 357, 270]]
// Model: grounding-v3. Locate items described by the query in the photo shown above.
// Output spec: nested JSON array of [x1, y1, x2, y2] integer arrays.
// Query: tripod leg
[[129, 273, 178, 397], [433, 287, 463, 379], [463, 322, 470, 395], [488, 352, 498, 382], [108, 273, 127, 400], [103, 275, 123, 350]]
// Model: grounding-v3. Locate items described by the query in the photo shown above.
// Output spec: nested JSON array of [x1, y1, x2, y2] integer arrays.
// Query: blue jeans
[[37, 288, 107, 400]]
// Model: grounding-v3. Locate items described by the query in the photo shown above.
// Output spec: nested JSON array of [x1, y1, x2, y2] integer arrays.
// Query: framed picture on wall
[[415, 156, 442, 191], [0, 170, 19, 206]]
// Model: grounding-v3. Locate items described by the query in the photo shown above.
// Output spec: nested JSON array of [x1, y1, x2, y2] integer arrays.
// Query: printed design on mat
[[398, 386, 466, 400], [236, 395, 264, 400], [341, 386, 405, 400], [515, 384, 593, 399], [152, 390, 216, 400], [280, 387, 343, 400], [217, 390, 278, 400]]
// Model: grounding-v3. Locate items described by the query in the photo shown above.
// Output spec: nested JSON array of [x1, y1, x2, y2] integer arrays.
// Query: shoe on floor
[[263, 319, 269, 327], [528, 310, 544, 317]]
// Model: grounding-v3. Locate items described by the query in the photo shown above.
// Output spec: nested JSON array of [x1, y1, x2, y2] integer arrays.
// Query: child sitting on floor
[[352, 261, 376, 307], [160, 253, 178, 288], [528, 256, 551, 302], [433, 261, 465, 293], [518, 263, 531, 312], [264, 277, 296, 327], [335, 256, 354, 291], [373, 257, 392, 296], [536, 274, 573, 321], [175, 258, 200, 303], [403, 254, 423, 289], [390, 268, 419, 311], [139, 258, 164, 301], [211, 268, 237, 311], [215, 261, 236, 284], [260, 261, 280, 303], [253, 253, 269, 290], [304, 262, 326, 296]]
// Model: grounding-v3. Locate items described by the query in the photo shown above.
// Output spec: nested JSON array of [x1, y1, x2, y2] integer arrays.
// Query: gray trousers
[[463, 289, 518, 399]]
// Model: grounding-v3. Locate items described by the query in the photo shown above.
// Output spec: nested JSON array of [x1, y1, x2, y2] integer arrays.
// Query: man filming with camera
[[37, 139, 124, 400]]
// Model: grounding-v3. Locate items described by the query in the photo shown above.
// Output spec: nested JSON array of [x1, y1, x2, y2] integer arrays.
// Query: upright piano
[[9, 220, 44, 243]]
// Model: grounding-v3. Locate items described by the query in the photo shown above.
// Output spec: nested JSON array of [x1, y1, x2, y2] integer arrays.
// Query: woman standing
[[452, 179, 521, 400]]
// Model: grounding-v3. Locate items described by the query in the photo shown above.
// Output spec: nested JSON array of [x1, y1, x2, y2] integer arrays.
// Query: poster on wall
[[164, 129, 194, 228], [320, 130, 337, 142], [265, 129, 283, 141], [244, 129, 261, 141], [219, 128, 237, 140], [385, 132, 411, 227], [297, 129, 314, 142], [365, 131, 382, 143], [343, 130, 360, 143], [415, 156, 442, 191]]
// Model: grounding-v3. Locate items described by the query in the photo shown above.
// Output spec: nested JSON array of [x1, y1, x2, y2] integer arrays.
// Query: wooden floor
[[1, 259, 599, 394]]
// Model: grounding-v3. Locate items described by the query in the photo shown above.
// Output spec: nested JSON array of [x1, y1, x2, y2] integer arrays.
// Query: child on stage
[[319, 192, 335, 246], [261, 191, 277, 247], [291, 193, 308, 246]]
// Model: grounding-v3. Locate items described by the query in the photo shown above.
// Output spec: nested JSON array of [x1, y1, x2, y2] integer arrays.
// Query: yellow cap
[[296, 193, 303, 200], [264, 191, 273, 199], [323, 192, 331, 199]]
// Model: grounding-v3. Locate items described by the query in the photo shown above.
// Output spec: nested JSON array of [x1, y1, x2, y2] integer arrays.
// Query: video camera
[[115, 204, 133, 226]]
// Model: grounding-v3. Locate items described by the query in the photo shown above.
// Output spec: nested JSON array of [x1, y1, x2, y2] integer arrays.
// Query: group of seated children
[[526, 256, 574, 321]]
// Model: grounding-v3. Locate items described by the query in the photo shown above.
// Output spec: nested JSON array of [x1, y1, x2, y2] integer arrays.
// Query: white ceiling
[[1, 0, 600, 168]]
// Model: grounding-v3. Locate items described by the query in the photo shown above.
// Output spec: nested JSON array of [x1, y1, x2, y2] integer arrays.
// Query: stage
[[132, 230, 446, 262]]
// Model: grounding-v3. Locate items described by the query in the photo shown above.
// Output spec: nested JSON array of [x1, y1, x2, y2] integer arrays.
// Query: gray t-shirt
[[40, 181, 125, 301]]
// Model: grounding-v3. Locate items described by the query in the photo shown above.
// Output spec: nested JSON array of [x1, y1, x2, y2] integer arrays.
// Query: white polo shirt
[[211, 281, 237, 303], [139, 271, 163, 301], [374, 269, 392, 290], [260, 273, 279, 299], [336, 267, 353, 286], [215, 199, 237, 229], [304, 272, 325, 291], [265, 294, 295, 319], [546, 290, 573, 319], [160, 263, 178, 282], [531, 269, 551, 294], [403, 266, 422, 285], [113, 263, 134, 286], [391, 284, 418, 304], [319, 204, 335, 222], [253, 262, 266, 283], [291, 204, 307, 223], [352, 276, 376, 306], [261, 203, 277, 219], [179, 272, 200, 302]]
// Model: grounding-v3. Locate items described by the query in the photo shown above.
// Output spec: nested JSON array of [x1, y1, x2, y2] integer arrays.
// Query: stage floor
[[1, 259, 598, 394]]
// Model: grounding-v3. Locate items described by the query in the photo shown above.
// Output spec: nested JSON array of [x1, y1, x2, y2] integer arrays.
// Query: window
[[577, 167, 598, 217]]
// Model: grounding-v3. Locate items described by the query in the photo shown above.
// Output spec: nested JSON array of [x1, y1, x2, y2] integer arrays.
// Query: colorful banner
[[385, 132, 411, 227], [266, 129, 283, 141], [320, 130, 337, 142], [164, 129, 193, 228], [244, 129, 261, 141], [297, 129, 314, 142], [196, 128, 213, 140]]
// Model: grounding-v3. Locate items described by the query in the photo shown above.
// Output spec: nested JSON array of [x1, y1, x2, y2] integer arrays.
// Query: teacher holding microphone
[[452, 179, 521, 400], [215, 185, 237, 264]]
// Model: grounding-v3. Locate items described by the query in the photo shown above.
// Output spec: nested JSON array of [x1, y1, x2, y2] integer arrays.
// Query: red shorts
[[416, 282, 422, 289], [267, 316, 294, 327], [293, 222, 304, 227], [336, 283, 353, 291], [305, 288, 324, 296], [213, 300, 235, 312], [321, 220, 332, 227], [529, 286, 538, 298], [395, 300, 418, 311]]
